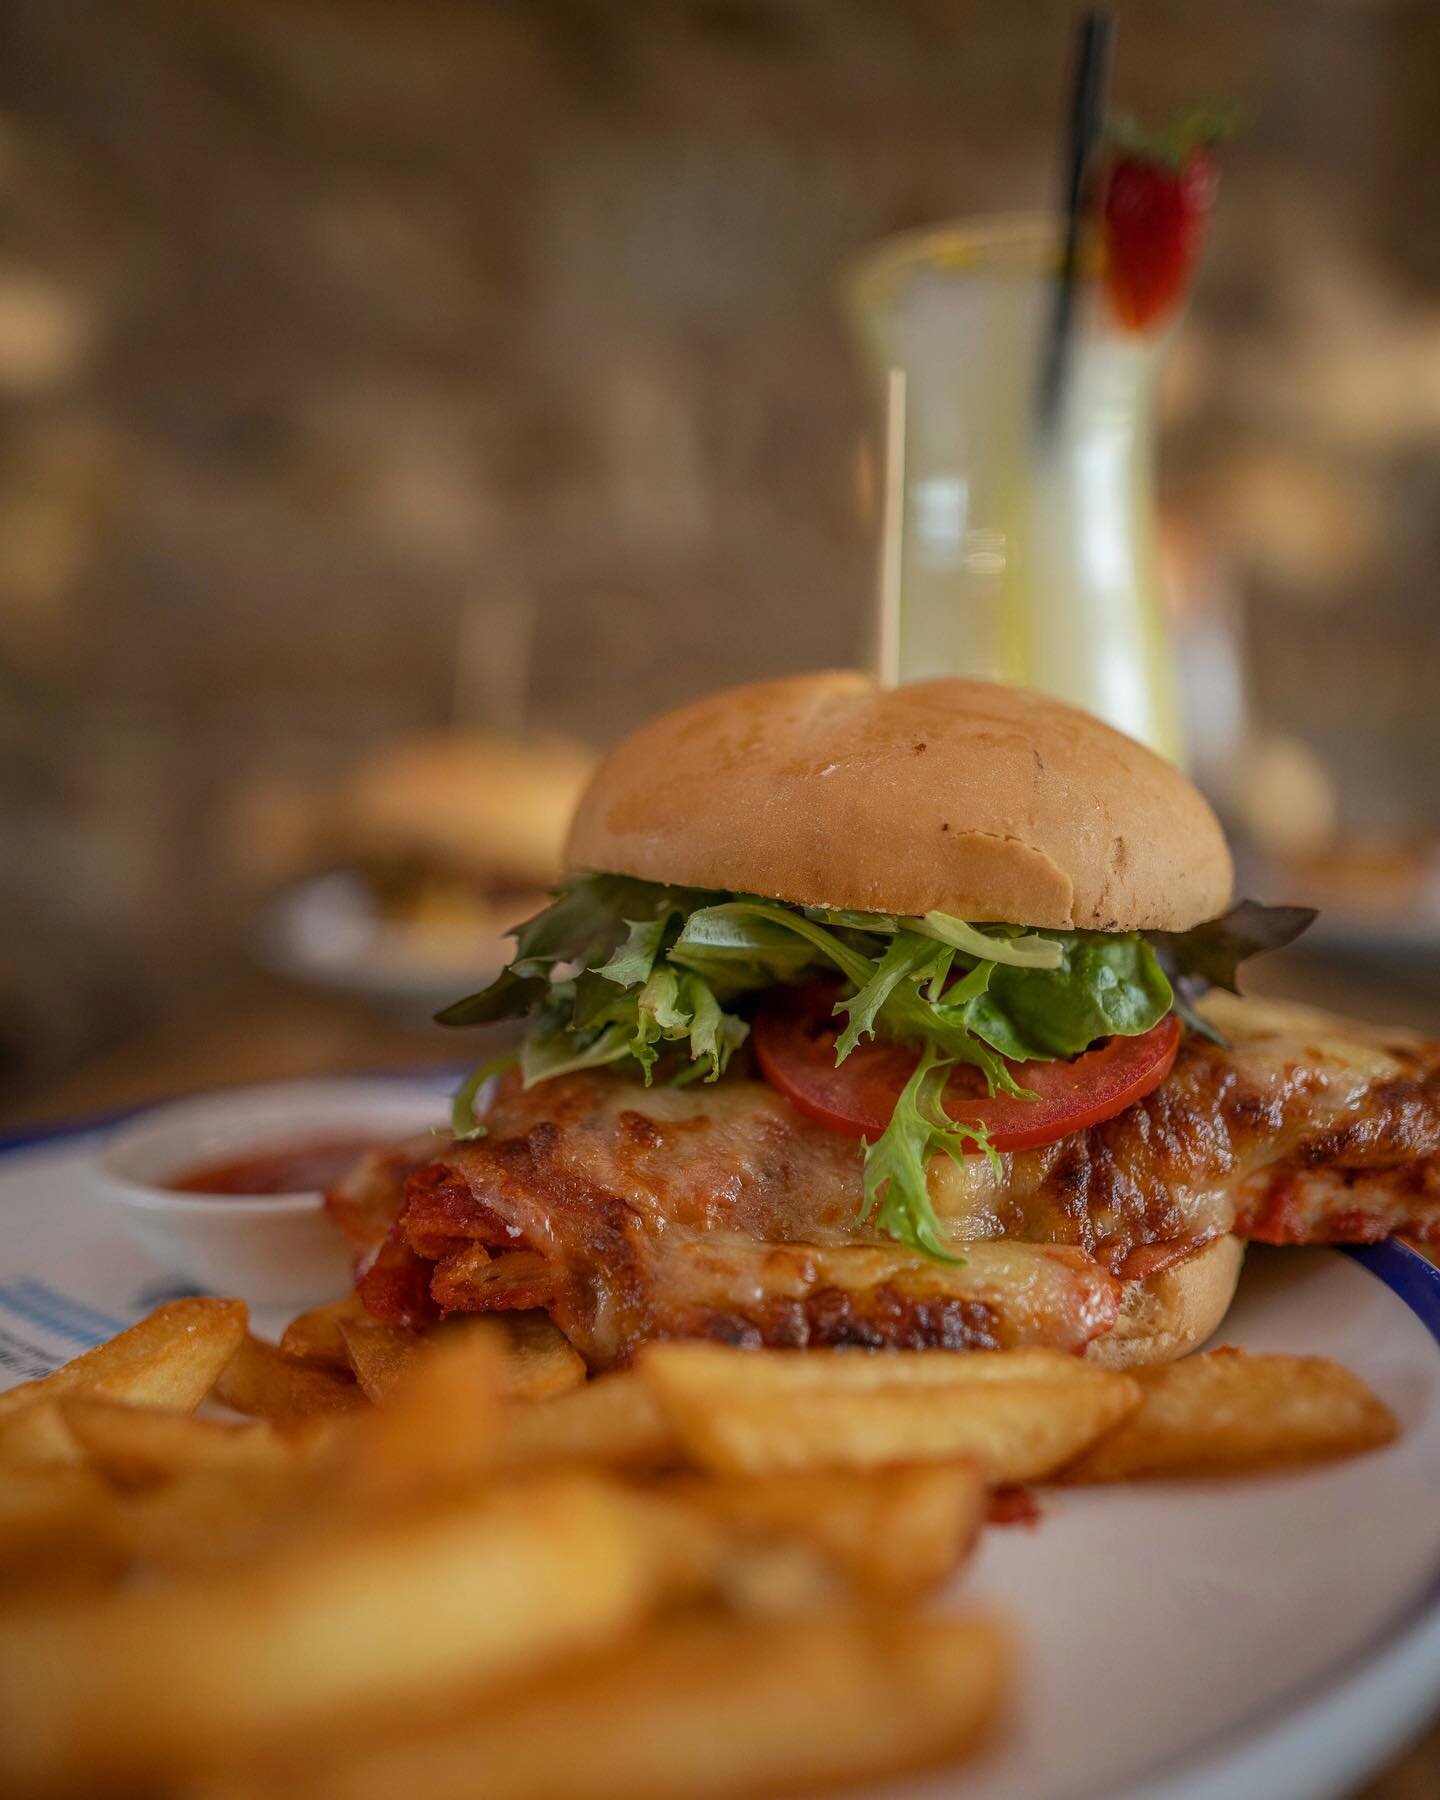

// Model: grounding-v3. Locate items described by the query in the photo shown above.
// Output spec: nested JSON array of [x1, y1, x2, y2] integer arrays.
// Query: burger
[[329, 674, 1440, 1369], [318, 731, 594, 974]]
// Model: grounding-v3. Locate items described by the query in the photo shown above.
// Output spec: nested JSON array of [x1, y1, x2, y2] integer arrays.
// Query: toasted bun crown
[[566, 673, 1232, 931]]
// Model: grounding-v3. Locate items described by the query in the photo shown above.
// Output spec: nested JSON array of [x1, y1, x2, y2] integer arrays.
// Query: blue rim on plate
[[1348, 1238, 1440, 1347]]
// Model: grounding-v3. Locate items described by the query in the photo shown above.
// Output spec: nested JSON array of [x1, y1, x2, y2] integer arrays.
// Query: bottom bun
[[1084, 1235, 1245, 1370]]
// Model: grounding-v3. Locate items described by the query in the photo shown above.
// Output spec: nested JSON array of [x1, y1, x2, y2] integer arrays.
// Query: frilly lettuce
[[856, 1043, 1001, 1261]]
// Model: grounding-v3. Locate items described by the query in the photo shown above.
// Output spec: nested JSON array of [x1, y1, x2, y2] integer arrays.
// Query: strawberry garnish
[[1100, 107, 1233, 333]]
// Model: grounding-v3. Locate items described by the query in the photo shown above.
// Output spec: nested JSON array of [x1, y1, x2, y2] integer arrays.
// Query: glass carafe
[[845, 216, 1182, 763]]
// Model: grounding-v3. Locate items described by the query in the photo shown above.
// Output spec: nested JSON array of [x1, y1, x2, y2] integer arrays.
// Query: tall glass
[[845, 216, 1182, 763]]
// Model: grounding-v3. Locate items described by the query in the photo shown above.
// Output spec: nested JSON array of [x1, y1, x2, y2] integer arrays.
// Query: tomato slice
[[751, 985, 1181, 1152]]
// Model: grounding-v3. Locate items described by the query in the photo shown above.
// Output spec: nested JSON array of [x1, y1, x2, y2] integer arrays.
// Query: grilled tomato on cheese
[[328, 674, 1440, 1369]]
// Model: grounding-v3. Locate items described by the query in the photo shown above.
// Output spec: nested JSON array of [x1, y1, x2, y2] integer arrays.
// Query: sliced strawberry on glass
[[1100, 107, 1234, 334]]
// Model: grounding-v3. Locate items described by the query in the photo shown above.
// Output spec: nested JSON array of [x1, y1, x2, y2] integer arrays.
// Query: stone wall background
[[2, 0, 1438, 1088]]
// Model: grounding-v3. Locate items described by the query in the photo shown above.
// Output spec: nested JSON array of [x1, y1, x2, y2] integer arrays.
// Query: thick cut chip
[[335, 1331, 505, 1502], [638, 1344, 1140, 1482], [454, 1311, 587, 1401], [0, 1402, 76, 1470], [0, 1474, 667, 1791], [112, 1465, 309, 1572], [61, 1398, 294, 1490], [500, 1370, 679, 1471], [279, 1297, 369, 1371], [0, 1300, 249, 1466], [0, 1299, 249, 1421], [216, 1335, 368, 1426], [195, 1611, 1010, 1800], [1059, 1348, 1399, 1482], [339, 1313, 585, 1407], [338, 1320, 422, 1403], [647, 1344, 1103, 1394], [0, 1463, 123, 1594], [665, 1462, 986, 1601]]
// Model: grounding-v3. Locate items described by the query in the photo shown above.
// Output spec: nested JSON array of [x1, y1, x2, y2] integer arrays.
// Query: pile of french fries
[[0, 1293, 1398, 1799]]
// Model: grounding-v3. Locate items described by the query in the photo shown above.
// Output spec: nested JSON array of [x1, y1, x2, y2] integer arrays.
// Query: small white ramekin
[[92, 1078, 448, 1311]]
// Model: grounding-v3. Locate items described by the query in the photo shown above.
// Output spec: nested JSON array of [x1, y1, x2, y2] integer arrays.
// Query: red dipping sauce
[[166, 1135, 383, 1197]]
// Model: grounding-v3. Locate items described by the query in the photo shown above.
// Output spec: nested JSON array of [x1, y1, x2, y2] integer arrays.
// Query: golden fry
[[216, 1335, 368, 1426], [448, 1310, 587, 1401], [202, 1611, 1010, 1800], [112, 1464, 308, 1572], [640, 1343, 1140, 1481], [341, 1313, 584, 1408], [334, 1329, 505, 1501], [0, 1299, 249, 1467], [0, 1400, 76, 1470], [0, 1299, 249, 1420], [62, 1397, 293, 1489], [643, 1343, 1099, 1394], [338, 1319, 422, 1403], [0, 1474, 665, 1791], [1059, 1348, 1400, 1482], [279, 1296, 369, 1371], [0, 1462, 123, 1595], [667, 1461, 986, 1601], [0, 1283, 1407, 1800], [501, 1368, 679, 1470]]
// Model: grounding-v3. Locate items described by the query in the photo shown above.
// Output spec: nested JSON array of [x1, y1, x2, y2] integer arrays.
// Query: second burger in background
[[255, 733, 596, 1006], [333, 732, 596, 958]]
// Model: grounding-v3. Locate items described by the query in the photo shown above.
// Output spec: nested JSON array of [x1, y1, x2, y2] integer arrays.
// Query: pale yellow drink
[[846, 216, 1182, 763]]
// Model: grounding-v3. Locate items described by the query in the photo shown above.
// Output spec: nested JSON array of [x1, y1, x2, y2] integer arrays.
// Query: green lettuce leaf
[[531, 942, 749, 1089], [856, 1043, 999, 1261], [448, 1050, 518, 1141], [833, 929, 938, 1060], [874, 961, 1027, 1096], [594, 911, 677, 988], [803, 906, 899, 934], [629, 965, 695, 1081], [921, 944, 956, 1001], [519, 1020, 633, 1086], [911, 913, 1064, 969], [434, 963, 551, 1029], [672, 901, 873, 987], [681, 972, 750, 1080], [437, 874, 701, 1027], [966, 932, 1174, 1060], [1147, 900, 1317, 998]]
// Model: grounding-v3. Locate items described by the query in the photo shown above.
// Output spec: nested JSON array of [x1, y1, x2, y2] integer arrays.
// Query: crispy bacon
[[342, 996, 1440, 1367]]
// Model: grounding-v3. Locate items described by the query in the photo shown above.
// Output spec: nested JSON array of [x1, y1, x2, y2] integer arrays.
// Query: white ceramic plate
[[2, 1091, 1438, 1800]]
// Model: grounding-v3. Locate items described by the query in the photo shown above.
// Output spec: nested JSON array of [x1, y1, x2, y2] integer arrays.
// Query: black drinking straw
[[1038, 10, 1115, 433]]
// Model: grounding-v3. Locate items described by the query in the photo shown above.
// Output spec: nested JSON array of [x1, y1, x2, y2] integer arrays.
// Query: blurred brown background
[[2, 0, 1439, 1082]]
